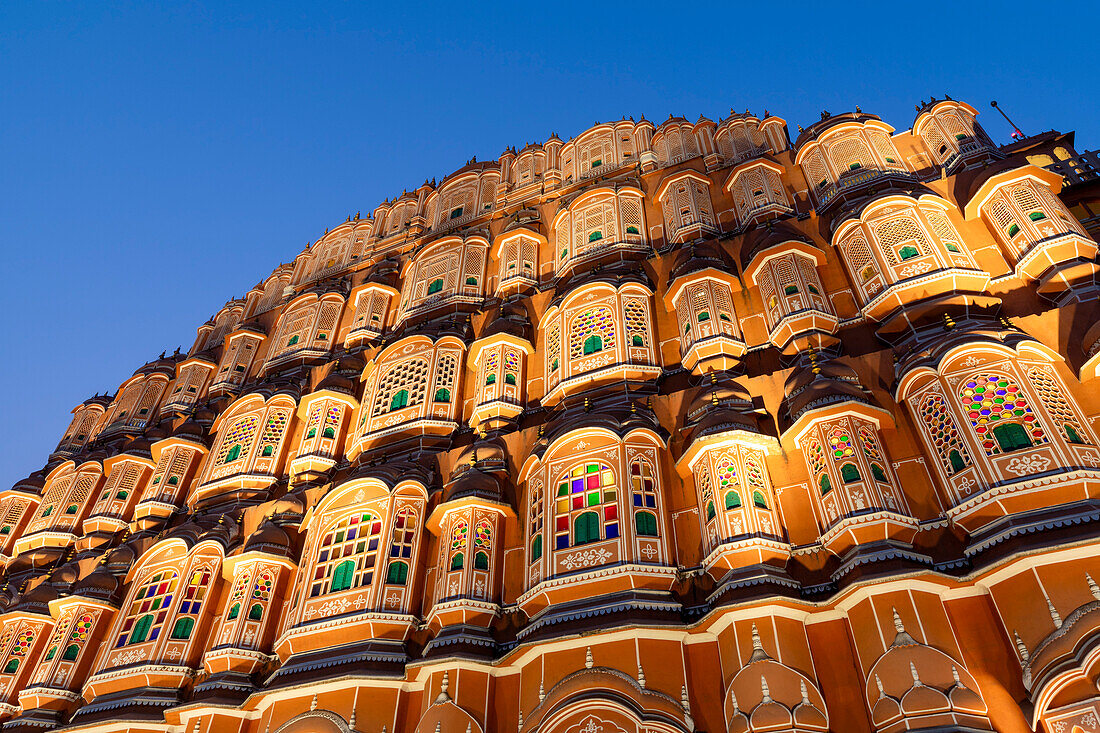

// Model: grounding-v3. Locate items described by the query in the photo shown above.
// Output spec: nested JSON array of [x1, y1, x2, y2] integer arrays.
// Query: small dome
[[244, 519, 293, 557], [683, 373, 762, 447], [749, 700, 792, 730], [73, 563, 121, 599], [669, 240, 731, 283], [871, 694, 902, 728], [948, 682, 987, 715], [48, 561, 80, 586], [105, 543, 137, 573], [316, 371, 356, 394], [271, 491, 307, 518], [740, 220, 816, 271], [780, 360, 871, 431], [365, 257, 401, 289], [173, 418, 206, 441], [900, 682, 951, 717], [445, 436, 509, 503], [14, 581, 58, 613], [480, 298, 532, 342]]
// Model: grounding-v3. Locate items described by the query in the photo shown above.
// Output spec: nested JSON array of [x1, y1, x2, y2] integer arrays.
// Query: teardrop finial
[[1014, 630, 1030, 663], [875, 674, 885, 699], [1087, 572, 1100, 601], [637, 663, 646, 688], [310, 693, 318, 711], [585, 647, 593, 669], [730, 689, 739, 712], [749, 623, 770, 662], [800, 678, 810, 704], [892, 607, 905, 633], [760, 674, 772, 702], [435, 671, 452, 703], [910, 661, 921, 685], [1045, 592, 1063, 628]]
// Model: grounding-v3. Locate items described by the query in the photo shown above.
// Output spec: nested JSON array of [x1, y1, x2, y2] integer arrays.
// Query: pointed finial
[[952, 666, 963, 688], [583, 397, 591, 412], [434, 723, 440, 733], [1087, 572, 1100, 601], [760, 675, 771, 702], [517, 709, 523, 728], [465, 724, 471, 733], [348, 707, 357, 729], [1014, 631, 1029, 663], [310, 693, 318, 711], [892, 608, 905, 633], [538, 677, 545, 702], [875, 674, 885, 699], [943, 312, 956, 330], [855, 105, 862, 113], [435, 670, 452, 703], [800, 678, 810, 705], [637, 663, 646, 688], [585, 647, 593, 669], [910, 661, 921, 685], [681, 684, 691, 712], [749, 623, 769, 662], [1046, 592, 1063, 628], [730, 688, 739, 712]]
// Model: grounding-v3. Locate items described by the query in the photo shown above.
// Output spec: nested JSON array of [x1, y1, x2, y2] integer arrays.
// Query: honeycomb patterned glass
[[960, 374, 1045, 454], [918, 393, 970, 473], [569, 307, 615, 359], [117, 570, 179, 647], [828, 428, 855, 461]]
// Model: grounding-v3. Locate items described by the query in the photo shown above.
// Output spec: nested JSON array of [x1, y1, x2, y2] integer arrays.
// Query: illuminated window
[[116, 570, 179, 647], [309, 512, 383, 597], [554, 463, 618, 550]]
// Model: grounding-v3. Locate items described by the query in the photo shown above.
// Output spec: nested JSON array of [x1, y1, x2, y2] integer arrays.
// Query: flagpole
[[990, 100, 1025, 141]]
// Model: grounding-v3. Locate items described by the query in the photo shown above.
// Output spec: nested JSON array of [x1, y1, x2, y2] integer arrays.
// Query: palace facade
[[4, 99, 1100, 733]]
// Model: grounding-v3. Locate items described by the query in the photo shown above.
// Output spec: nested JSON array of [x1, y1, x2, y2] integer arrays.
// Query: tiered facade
[[4, 98, 1100, 733]]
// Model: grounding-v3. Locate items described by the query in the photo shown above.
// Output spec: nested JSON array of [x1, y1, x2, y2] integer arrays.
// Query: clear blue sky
[[2, 1, 1098, 488]]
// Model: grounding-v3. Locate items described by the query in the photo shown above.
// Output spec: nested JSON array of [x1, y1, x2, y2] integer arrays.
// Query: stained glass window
[[959, 373, 1045, 455], [828, 427, 855, 462], [116, 570, 179, 647], [917, 392, 970, 475], [554, 463, 618, 551], [309, 512, 383, 597], [449, 520, 468, 571], [569, 307, 615, 360]]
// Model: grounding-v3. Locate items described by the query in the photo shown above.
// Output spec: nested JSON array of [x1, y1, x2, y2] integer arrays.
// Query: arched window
[[531, 534, 542, 561], [427, 278, 444, 295], [434, 388, 450, 402], [554, 463, 618, 550], [449, 520, 468, 571], [228, 603, 240, 620], [116, 570, 179, 647], [129, 615, 154, 645], [630, 461, 659, 537], [752, 491, 768, 509], [840, 463, 861, 483], [569, 307, 616, 361], [573, 511, 600, 545], [3, 659, 17, 674], [63, 644, 79, 661], [820, 475, 832, 495], [170, 617, 194, 639], [473, 519, 492, 567], [916, 392, 971, 475], [634, 510, 658, 537], [959, 373, 1046, 455], [386, 560, 409, 585], [251, 570, 273, 618], [310, 512, 383, 596], [331, 559, 355, 591], [725, 490, 741, 509], [390, 389, 409, 411]]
